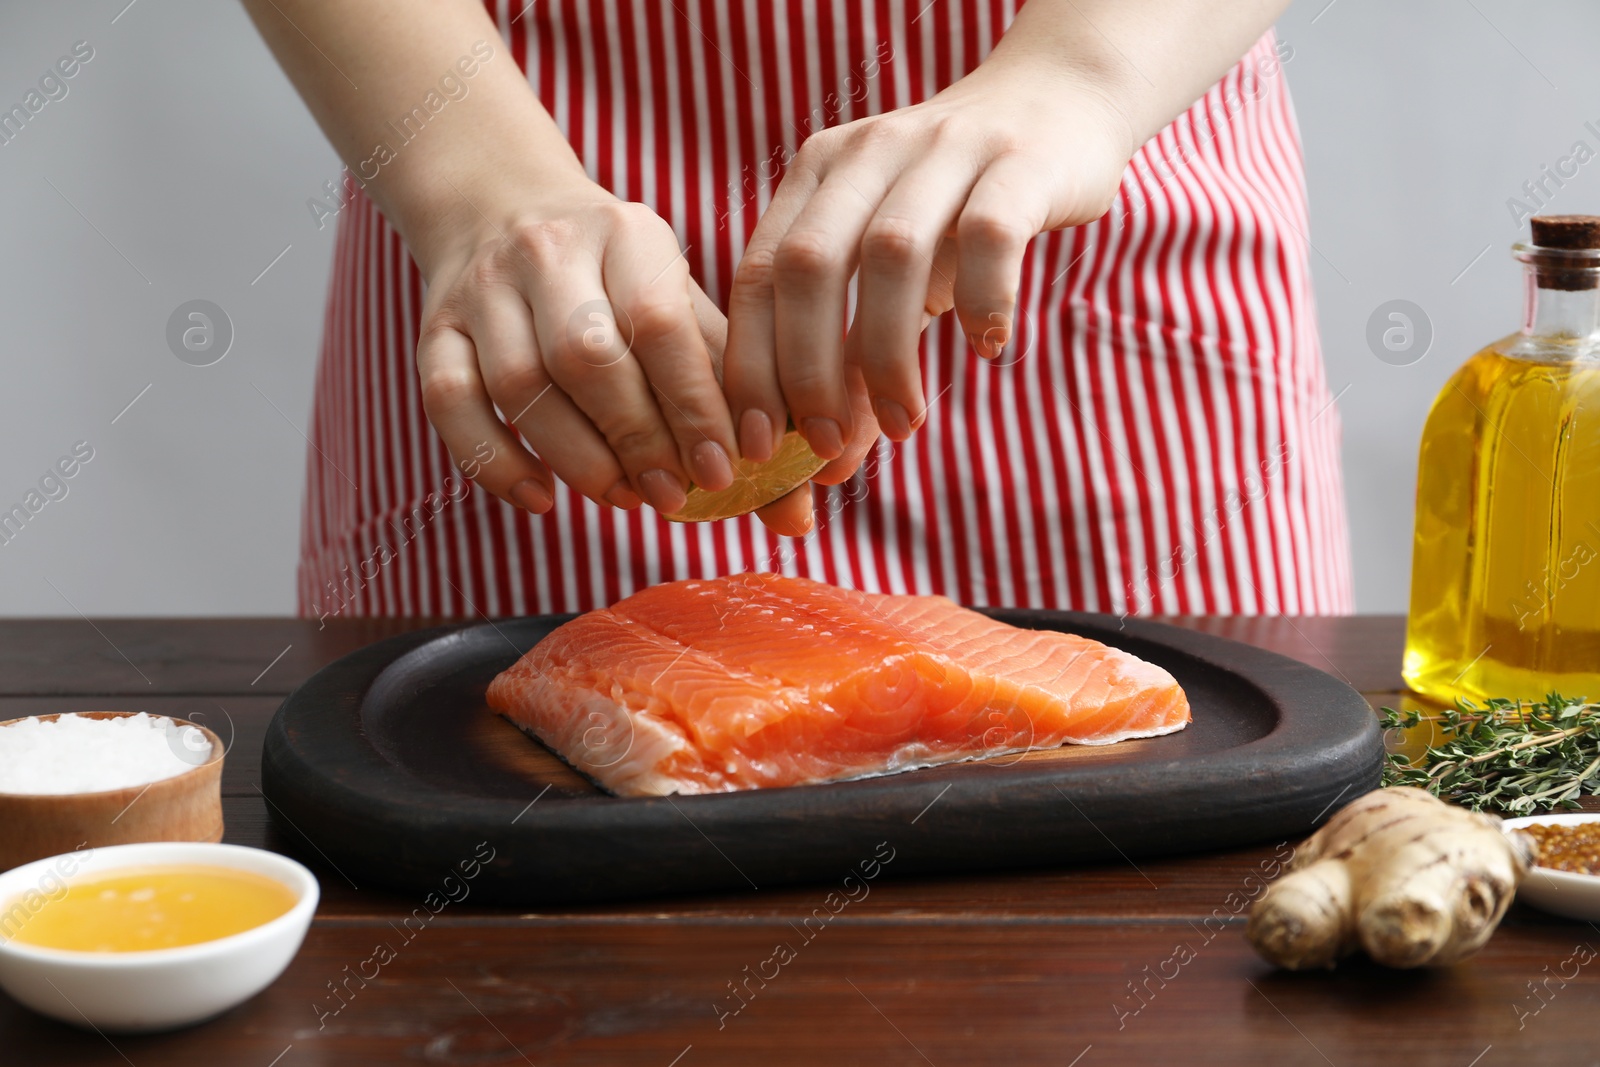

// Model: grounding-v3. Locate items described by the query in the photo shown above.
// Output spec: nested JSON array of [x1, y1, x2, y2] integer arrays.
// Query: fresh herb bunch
[[1379, 693, 1600, 814]]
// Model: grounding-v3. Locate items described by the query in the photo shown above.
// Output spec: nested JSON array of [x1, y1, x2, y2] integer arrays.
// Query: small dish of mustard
[[1502, 813, 1600, 922]]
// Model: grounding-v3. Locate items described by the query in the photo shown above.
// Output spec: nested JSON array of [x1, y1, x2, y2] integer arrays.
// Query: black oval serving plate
[[261, 611, 1383, 903]]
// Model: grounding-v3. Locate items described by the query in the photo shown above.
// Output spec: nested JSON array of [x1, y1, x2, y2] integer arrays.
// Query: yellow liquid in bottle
[[0, 865, 298, 952], [1403, 343, 1600, 704]]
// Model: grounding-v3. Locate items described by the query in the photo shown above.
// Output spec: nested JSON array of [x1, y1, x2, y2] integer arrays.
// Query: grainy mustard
[[1524, 822, 1600, 874]]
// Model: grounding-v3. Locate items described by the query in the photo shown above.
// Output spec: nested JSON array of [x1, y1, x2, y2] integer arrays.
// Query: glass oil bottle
[[1403, 215, 1600, 705]]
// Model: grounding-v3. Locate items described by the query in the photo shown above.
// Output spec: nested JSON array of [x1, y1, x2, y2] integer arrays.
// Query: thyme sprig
[[1379, 693, 1600, 814]]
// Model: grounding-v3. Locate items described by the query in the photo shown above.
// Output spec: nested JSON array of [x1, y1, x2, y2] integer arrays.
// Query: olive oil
[[1404, 217, 1600, 704], [3, 865, 298, 952]]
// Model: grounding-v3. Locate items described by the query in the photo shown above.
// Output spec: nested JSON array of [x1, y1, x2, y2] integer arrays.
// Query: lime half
[[662, 429, 826, 523]]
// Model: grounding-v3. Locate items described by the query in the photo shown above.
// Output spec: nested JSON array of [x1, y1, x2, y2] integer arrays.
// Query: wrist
[[370, 151, 601, 278], [965, 0, 1153, 166], [962, 46, 1138, 166]]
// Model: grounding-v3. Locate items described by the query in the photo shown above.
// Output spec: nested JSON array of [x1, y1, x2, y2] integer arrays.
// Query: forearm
[[241, 0, 589, 271], [979, 0, 1291, 156]]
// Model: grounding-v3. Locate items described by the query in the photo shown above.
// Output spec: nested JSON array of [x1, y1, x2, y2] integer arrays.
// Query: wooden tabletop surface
[[0, 614, 1590, 1066]]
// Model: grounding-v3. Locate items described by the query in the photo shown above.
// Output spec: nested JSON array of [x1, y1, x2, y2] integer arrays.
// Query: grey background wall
[[2, 0, 1596, 616]]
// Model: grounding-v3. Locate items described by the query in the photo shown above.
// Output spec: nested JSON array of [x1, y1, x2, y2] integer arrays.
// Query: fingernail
[[604, 480, 642, 510], [739, 409, 774, 463], [800, 416, 844, 460], [510, 478, 553, 514], [872, 397, 913, 441], [970, 328, 1008, 359], [690, 441, 735, 491], [639, 468, 688, 514]]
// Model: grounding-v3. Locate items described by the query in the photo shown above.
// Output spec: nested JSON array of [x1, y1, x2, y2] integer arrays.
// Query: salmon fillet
[[485, 573, 1190, 796]]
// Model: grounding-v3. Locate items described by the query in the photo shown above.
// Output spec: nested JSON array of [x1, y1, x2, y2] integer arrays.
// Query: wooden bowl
[[0, 712, 225, 872]]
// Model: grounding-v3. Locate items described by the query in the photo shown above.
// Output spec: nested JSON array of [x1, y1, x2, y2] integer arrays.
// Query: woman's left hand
[[727, 52, 1135, 535]]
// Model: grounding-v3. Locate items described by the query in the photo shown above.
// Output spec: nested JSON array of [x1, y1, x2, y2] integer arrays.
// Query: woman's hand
[[413, 182, 739, 517], [246, 0, 1281, 538], [724, 53, 1135, 494], [243, 0, 745, 518]]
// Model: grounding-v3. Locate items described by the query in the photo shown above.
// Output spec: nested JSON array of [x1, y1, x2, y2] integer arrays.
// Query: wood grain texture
[[0, 616, 1403, 697], [12, 614, 1583, 1067], [0, 619, 445, 697], [2, 920, 1591, 1066]]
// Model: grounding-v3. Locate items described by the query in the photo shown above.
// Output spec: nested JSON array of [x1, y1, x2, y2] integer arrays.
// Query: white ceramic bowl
[[0, 842, 317, 1031], [1503, 813, 1600, 921]]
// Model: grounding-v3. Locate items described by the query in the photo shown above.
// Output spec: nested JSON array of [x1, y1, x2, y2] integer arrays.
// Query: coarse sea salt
[[0, 713, 212, 795]]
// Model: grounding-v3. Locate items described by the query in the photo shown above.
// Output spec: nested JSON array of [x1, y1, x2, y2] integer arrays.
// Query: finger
[[690, 282, 728, 372], [526, 255, 689, 515], [415, 320, 557, 514], [604, 222, 737, 492], [810, 362, 879, 485], [755, 482, 814, 538], [725, 162, 823, 464], [469, 290, 638, 508], [924, 237, 959, 322], [760, 365, 871, 535], [844, 158, 976, 441], [771, 168, 893, 461], [953, 154, 1048, 360]]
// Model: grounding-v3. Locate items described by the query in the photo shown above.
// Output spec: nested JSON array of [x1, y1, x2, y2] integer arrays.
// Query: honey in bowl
[[2, 865, 298, 953]]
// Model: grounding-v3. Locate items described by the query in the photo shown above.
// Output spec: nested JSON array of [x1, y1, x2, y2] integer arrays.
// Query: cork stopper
[[1529, 215, 1600, 290]]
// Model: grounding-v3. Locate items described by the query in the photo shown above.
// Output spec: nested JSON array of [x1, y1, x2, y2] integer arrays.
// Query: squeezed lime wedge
[[662, 429, 825, 523]]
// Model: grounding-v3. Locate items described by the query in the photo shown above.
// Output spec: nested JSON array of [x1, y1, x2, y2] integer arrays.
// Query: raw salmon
[[485, 573, 1190, 796]]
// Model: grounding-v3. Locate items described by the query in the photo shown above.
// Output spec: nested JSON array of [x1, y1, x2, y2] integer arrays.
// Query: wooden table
[[0, 615, 1589, 1066]]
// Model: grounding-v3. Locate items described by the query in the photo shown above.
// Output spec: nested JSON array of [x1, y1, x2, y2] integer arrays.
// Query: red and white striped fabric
[[297, 2, 1353, 621]]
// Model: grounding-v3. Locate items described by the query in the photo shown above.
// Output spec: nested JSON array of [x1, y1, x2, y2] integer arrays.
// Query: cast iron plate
[[261, 611, 1382, 903]]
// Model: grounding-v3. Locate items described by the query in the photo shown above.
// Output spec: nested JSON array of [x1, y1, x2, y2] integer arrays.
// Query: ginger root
[[1246, 786, 1536, 970]]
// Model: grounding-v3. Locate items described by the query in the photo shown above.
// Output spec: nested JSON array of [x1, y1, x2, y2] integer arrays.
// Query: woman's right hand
[[240, 0, 738, 519], [411, 181, 740, 517]]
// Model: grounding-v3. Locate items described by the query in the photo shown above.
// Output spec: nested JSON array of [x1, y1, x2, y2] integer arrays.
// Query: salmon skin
[[485, 573, 1191, 796]]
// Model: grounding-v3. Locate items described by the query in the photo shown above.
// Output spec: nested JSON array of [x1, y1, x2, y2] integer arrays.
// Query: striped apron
[[298, 3, 1353, 620]]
